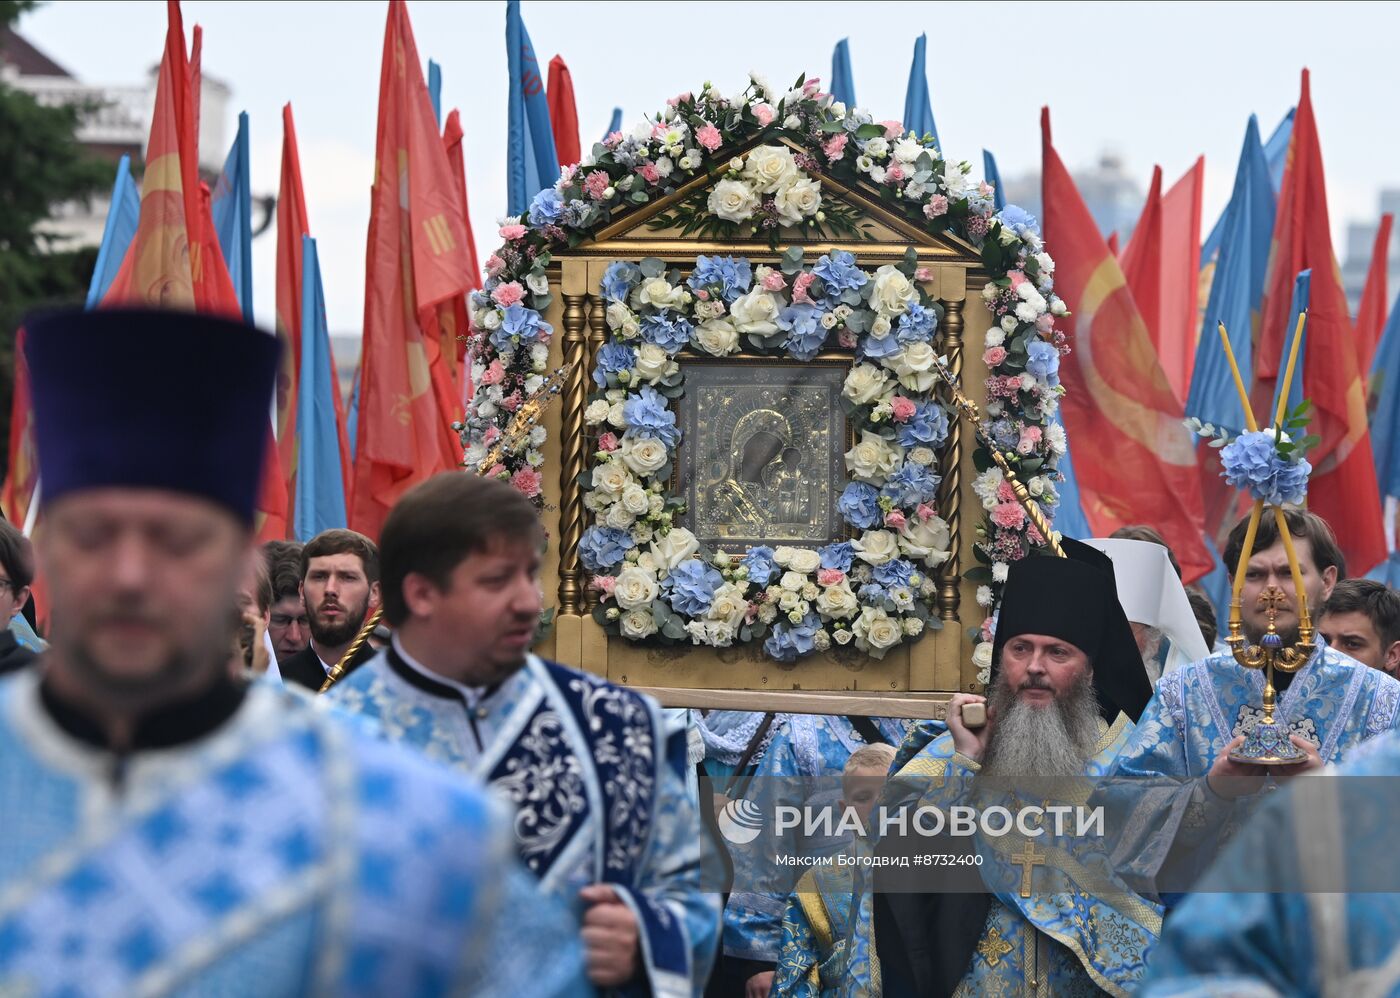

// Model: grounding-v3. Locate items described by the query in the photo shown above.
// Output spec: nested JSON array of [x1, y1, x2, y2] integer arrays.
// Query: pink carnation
[[666, 91, 693, 107], [889, 396, 917, 423], [980, 617, 996, 642], [823, 133, 849, 162], [592, 575, 617, 597], [803, 77, 822, 96], [762, 270, 787, 292], [991, 501, 1027, 530], [486, 463, 508, 479], [511, 467, 542, 498], [501, 391, 522, 412], [817, 568, 845, 587], [484, 253, 506, 277], [637, 161, 660, 184], [482, 359, 506, 386], [916, 502, 937, 521], [695, 289, 710, 301], [499, 224, 527, 241], [1007, 270, 1028, 292], [753, 104, 775, 126], [491, 281, 525, 308], [697, 123, 723, 151], [792, 272, 816, 304], [996, 480, 1018, 504], [881, 120, 904, 138], [915, 267, 933, 282], [1028, 524, 1046, 546], [923, 195, 949, 219], [983, 346, 1008, 366], [604, 131, 623, 149], [597, 432, 619, 452], [584, 170, 611, 200], [884, 510, 908, 530], [483, 426, 501, 445]]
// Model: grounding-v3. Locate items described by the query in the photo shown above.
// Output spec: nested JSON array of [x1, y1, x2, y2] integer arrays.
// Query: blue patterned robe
[[326, 643, 719, 997], [0, 670, 585, 997], [724, 714, 909, 965], [1095, 640, 1400, 896], [772, 864, 859, 998], [1142, 729, 1400, 996], [841, 716, 1160, 998]]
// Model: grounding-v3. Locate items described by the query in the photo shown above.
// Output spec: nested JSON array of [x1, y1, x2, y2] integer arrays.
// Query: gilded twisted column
[[557, 292, 588, 615], [584, 293, 607, 611], [937, 298, 964, 621]]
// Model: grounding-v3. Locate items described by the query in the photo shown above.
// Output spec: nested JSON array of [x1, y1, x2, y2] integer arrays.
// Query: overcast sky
[[19, 0, 1400, 333]]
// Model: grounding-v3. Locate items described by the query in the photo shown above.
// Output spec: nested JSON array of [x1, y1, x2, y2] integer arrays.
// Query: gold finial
[[473, 362, 573, 475]]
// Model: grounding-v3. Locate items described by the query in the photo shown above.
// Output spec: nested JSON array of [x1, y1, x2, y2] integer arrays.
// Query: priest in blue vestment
[[0, 308, 585, 997], [325, 471, 720, 997], [1095, 508, 1400, 898], [842, 539, 1161, 997], [1141, 729, 1400, 996]]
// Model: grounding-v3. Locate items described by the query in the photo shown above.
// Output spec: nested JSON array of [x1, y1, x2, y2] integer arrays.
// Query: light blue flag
[[1051, 417, 1093, 540], [1185, 114, 1276, 435], [210, 111, 253, 323], [85, 154, 140, 309], [505, 0, 558, 216], [1270, 270, 1310, 423], [428, 59, 442, 128], [603, 107, 622, 142], [1367, 551, 1400, 586], [1201, 108, 1294, 266], [902, 34, 940, 152], [983, 150, 1006, 211], [1197, 536, 1233, 639], [295, 235, 348, 539], [830, 38, 856, 108], [1369, 289, 1400, 502]]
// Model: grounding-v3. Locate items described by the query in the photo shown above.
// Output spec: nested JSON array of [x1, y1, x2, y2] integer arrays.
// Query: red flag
[[1355, 213, 1394, 374], [1255, 70, 1386, 572], [1106, 231, 1119, 257], [1, 329, 37, 527], [1122, 158, 1204, 404], [1041, 108, 1212, 581], [350, 0, 472, 539], [274, 102, 310, 519], [546, 55, 581, 169], [441, 108, 483, 400]]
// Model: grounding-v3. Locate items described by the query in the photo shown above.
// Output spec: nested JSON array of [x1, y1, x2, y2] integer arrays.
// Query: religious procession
[[2, 0, 1399, 994]]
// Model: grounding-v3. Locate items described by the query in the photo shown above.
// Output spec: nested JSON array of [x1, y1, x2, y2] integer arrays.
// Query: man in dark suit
[[278, 528, 380, 691]]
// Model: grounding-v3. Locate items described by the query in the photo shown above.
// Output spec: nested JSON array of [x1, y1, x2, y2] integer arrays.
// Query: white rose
[[971, 641, 995, 672], [605, 504, 637, 530], [864, 136, 890, 159], [526, 272, 549, 296], [842, 363, 892, 405], [802, 582, 819, 601], [619, 607, 659, 640], [815, 581, 859, 620], [742, 145, 799, 193], [707, 178, 759, 222], [480, 310, 502, 331], [620, 435, 669, 476], [476, 399, 498, 419], [632, 276, 686, 311], [707, 583, 749, 628], [813, 630, 832, 652], [870, 315, 892, 338], [759, 603, 778, 625], [870, 265, 918, 317], [886, 342, 938, 392], [729, 289, 782, 335], [634, 343, 676, 384], [614, 566, 660, 610], [524, 375, 543, 395], [833, 627, 854, 646], [607, 401, 628, 428], [636, 551, 660, 574], [530, 342, 549, 369], [606, 302, 639, 334], [909, 447, 935, 466], [788, 548, 822, 575], [621, 483, 651, 516], [591, 461, 634, 499], [845, 431, 904, 484], [899, 515, 952, 566], [650, 528, 700, 571], [772, 177, 822, 226], [584, 490, 611, 513], [854, 606, 903, 657], [780, 571, 807, 592], [772, 546, 797, 568], [693, 317, 740, 356], [778, 589, 802, 611], [1050, 296, 1068, 317], [648, 493, 664, 516], [853, 529, 900, 566]]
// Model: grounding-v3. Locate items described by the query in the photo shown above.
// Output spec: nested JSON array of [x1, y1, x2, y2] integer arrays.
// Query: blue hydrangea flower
[[489, 305, 552, 352], [998, 204, 1040, 237], [990, 418, 1022, 451], [896, 401, 950, 448], [819, 541, 855, 573], [687, 255, 753, 303], [882, 462, 940, 507], [838, 482, 882, 530], [857, 583, 889, 605], [602, 261, 642, 303], [896, 301, 937, 344], [562, 199, 591, 228], [578, 526, 635, 574], [528, 188, 564, 226], [778, 303, 828, 361], [873, 558, 917, 589], [812, 250, 868, 296], [859, 329, 903, 361], [1220, 430, 1312, 506], [741, 546, 779, 587], [593, 341, 637, 387], [1026, 340, 1060, 386], [622, 386, 680, 448], [763, 612, 822, 663], [640, 314, 693, 354], [663, 559, 723, 617]]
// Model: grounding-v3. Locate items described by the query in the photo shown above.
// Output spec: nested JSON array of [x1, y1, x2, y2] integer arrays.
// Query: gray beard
[[979, 670, 1103, 790]]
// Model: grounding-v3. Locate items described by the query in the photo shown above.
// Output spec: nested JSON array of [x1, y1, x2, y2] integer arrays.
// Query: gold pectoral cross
[[1010, 840, 1046, 898]]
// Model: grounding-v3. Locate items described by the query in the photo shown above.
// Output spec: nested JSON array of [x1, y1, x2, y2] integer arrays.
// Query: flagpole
[[21, 479, 40, 538]]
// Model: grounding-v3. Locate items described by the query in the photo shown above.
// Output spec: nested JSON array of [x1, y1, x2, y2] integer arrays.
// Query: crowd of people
[[3, 305, 1400, 996]]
